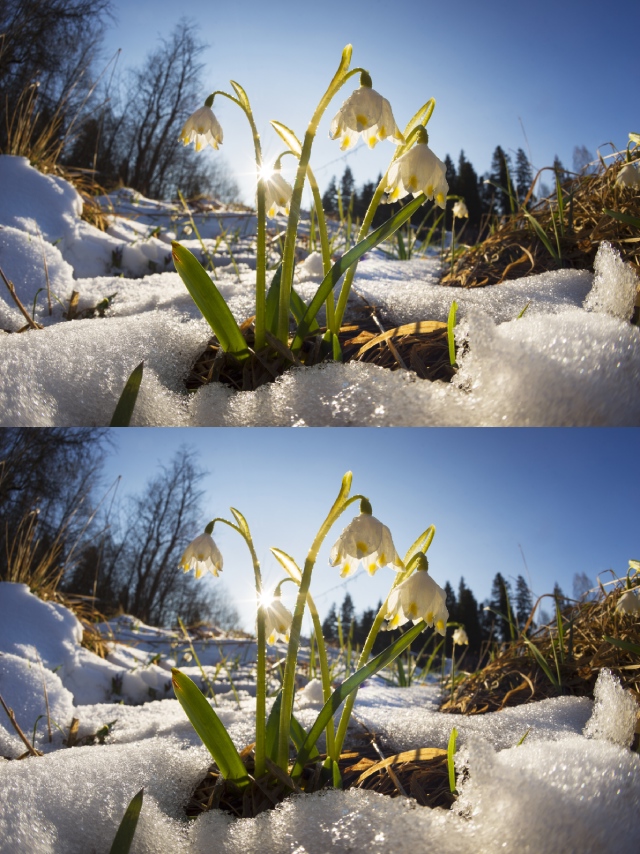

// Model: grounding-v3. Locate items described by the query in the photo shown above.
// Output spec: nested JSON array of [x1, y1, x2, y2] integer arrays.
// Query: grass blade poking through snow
[[108, 788, 143, 854], [171, 242, 250, 362], [447, 301, 458, 366], [172, 668, 250, 789], [447, 727, 458, 793], [110, 362, 144, 427]]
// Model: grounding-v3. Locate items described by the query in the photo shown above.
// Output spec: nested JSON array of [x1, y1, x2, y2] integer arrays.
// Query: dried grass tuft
[[441, 583, 640, 716], [442, 157, 640, 293]]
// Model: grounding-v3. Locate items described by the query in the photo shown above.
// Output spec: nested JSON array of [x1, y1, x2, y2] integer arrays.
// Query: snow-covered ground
[[1, 581, 639, 853], [1, 154, 639, 426]]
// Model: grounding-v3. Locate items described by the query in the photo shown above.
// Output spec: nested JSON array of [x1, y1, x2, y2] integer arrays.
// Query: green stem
[[210, 90, 266, 350], [276, 475, 359, 770], [305, 591, 336, 760], [277, 51, 359, 343], [210, 515, 267, 778], [333, 123, 429, 330]]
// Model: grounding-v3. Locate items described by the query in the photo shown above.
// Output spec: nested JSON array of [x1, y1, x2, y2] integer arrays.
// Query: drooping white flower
[[452, 627, 469, 645], [263, 596, 293, 644], [385, 138, 449, 209], [330, 86, 404, 151], [180, 533, 223, 578], [452, 200, 469, 219], [180, 106, 223, 152], [385, 569, 449, 635], [615, 589, 640, 615], [615, 162, 640, 189], [264, 170, 293, 218], [629, 559, 640, 575], [330, 513, 403, 578]]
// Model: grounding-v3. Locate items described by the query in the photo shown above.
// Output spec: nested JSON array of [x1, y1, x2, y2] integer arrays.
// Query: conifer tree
[[514, 574, 534, 632], [489, 146, 515, 216], [322, 176, 338, 215], [321, 603, 338, 640], [514, 148, 534, 205], [457, 576, 483, 656], [489, 572, 515, 642], [457, 150, 483, 232]]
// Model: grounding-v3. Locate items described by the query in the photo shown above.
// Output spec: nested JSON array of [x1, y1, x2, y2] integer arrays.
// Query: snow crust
[[1, 155, 639, 426], [1, 583, 639, 853]]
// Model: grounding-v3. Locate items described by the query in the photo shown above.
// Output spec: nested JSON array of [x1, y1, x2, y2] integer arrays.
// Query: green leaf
[[270, 121, 302, 156], [447, 300, 458, 367], [266, 265, 318, 335], [403, 525, 436, 566], [331, 333, 342, 362], [290, 715, 319, 760], [229, 507, 251, 541], [172, 669, 250, 788], [265, 691, 282, 761], [291, 194, 428, 350], [604, 208, 640, 229], [291, 620, 427, 777], [522, 637, 559, 688], [270, 547, 302, 583], [447, 728, 458, 793], [229, 80, 251, 113], [172, 242, 250, 361], [403, 99, 436, 140], [110, 362, 143, 427], [604, 635, 640, 656], [522, 211, 559, 261], [109, 789, 143, 854]]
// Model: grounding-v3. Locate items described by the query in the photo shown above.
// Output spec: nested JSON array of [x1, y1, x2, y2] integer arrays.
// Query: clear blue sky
[[101, 0, 637, 204], [101, 428, 639, 631]]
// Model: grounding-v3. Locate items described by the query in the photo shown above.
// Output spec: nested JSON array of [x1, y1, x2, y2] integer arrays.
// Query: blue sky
[[101, 428, 639, 631], [101, 0, 637, 204]]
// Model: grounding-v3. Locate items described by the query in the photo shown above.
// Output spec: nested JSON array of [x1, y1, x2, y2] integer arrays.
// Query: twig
[[0, 264, 43, 330], [0, 692, 44, 757]]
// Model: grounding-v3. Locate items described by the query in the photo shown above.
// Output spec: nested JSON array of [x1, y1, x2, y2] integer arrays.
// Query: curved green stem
[[277, 49, 359, 343], [276, 473, 358, 769], [305, 590, 336, 760], [210, 90, 267, 351], [209, 515, 267, 778]]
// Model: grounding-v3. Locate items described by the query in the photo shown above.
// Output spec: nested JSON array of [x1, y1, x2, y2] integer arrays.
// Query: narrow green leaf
[[522, 211, 559, 261], [447, 300, 458, 366], [332, 759, 342, 789], [266, 265, 319, 335], [331, 333, 342, 362], [403, 99, 436, 140], [396, 654, 407, 687], [109, 789, 143, 854], [604, 208, 640, 229], [229, 507, 251, 541], [517, 728, 531, 746], [171, 242, 250, 361], [403, 525, 436, 566], [291, 620, 427, 776], [522, 637, 559, 688], [270, 547, 302, 583], [447, 728, 458, 793], [603, 635, 640, 656], [517, 302, 531, 319], [292, 194, 428, 350], [172, 669, 250, 788], [265, 691, 283, 761], [270, 121, 302, 156], [290, 715, 319, 759], [110, 362, 143, 427], [229, 80, 251, 113], [397, 228, 407, 260]]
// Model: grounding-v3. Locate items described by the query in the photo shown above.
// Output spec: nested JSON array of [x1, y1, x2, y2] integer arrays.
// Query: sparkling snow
[[1, 155, 639, 426], [1, 581, 639, 853]]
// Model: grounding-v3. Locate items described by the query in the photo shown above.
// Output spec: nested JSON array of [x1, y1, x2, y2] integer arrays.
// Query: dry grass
[[186, 304, 455, 393], [442, 157, 640, 292], [441, 583, 640, 716], [186, 730, 455, 820]]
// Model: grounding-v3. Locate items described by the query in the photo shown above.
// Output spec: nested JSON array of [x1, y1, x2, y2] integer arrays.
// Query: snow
[[1, 154, 639, 426], [1, 581, 639, 853]]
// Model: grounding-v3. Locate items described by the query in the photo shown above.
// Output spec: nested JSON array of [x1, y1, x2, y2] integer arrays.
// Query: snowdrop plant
[[172, 472, 447, 798], [173, 45, 447, 370]]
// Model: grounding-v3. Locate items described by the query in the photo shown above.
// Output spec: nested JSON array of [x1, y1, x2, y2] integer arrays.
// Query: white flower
[[452, 200, 469, 219], [615, 162, 640, 189], [180, 533, 223, 578], [180, 106, 223, 152], [330, 86, 404, 151], [385, 570, 449, 635], [452, 627, 469, 645], [263, 597, 293, 644], [385, 142, 449, 209], [629, 559, 640, 575], [330, 513, 403, 578], [264, 170, 292, 218], [615, 589, 640, 615]]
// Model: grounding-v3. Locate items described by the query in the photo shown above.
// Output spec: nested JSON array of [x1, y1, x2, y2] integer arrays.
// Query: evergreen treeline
[[321, 146, 569, 244], [321, 572, 567, 671]]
